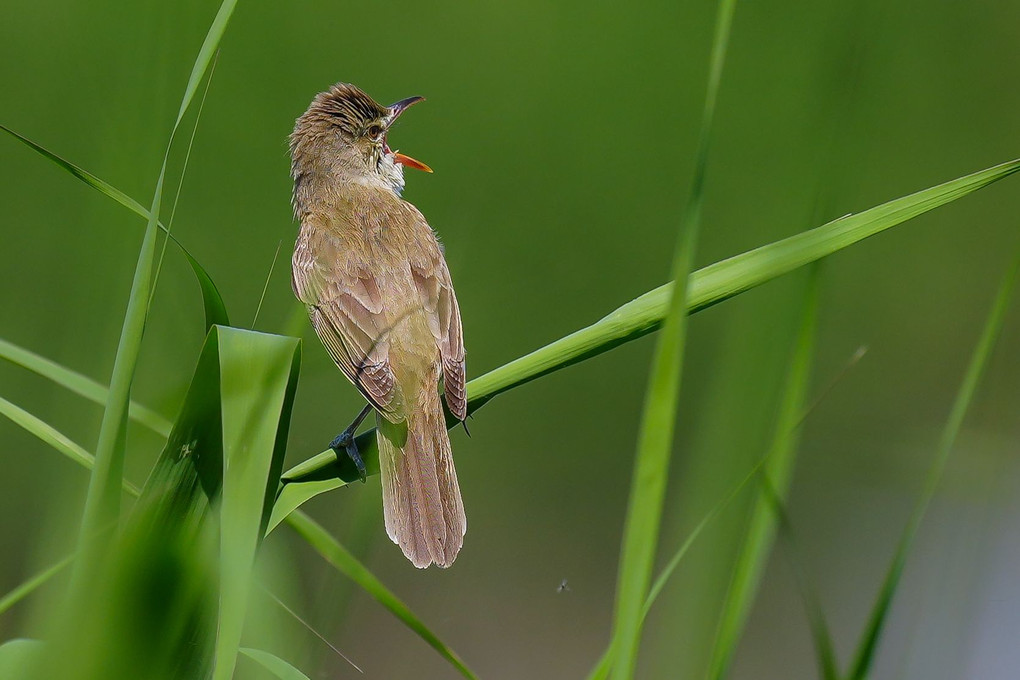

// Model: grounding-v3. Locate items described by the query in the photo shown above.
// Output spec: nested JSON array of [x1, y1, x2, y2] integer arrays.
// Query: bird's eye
[[367, 124, 383, 139]]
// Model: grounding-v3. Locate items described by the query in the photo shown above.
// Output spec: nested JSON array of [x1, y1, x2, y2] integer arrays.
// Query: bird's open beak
[[387, 96, 432, 173]]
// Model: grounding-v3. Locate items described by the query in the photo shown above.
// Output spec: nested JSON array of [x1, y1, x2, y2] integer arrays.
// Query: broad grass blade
[[213, 327, 300, 680], [9, 326, 299, 680], [466, 161, 1020, 409]]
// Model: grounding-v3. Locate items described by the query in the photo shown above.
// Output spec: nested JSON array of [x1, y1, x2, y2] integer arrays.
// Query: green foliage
[[13, 326, 297, 680], [2, 0, 1020, 677]]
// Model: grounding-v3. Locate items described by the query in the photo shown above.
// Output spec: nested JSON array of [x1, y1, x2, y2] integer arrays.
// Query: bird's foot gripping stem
[[329, 404, 372, 483]]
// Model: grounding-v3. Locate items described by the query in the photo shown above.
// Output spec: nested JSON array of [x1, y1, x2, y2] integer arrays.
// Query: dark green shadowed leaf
[[239, 648, 312, 680], [846, 251, 1020, 680], [285, 509, 478, 680]]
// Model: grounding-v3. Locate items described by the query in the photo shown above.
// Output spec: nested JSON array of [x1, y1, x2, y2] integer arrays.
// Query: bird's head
[[291, 82, 431, 197]]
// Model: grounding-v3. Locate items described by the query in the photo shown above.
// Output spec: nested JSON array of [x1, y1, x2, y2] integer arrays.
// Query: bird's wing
[[293, 228, 403, 418], [412, 257, 467, 421]]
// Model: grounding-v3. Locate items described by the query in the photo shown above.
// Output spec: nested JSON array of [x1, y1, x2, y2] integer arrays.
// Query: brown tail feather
[[377, 386, 465, 568]]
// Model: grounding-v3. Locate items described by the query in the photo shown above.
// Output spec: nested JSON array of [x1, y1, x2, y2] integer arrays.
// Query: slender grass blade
[[0, 124, 228, 330], [606, 2, 737, 676], [846, 251, 1020, 680], [284, 509, 478, 680], [0, 394, 140, 496], [0, 337, 172, 436]]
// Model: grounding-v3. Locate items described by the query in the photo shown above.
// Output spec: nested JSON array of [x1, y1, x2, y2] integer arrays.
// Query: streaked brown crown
[[304, 82, 389, 137]]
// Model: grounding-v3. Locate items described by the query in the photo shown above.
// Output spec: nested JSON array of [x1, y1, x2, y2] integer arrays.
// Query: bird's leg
[[329, 404, 373, 483]]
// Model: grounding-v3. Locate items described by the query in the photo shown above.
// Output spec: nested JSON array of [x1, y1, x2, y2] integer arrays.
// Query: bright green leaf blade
[[0, 394, 140, 496], [0, 639, 44, 677], [267, 478, 345, 534], [282, 157, 1020, 491], [213, 327, 301, 680], [0, 123, 228, 330], [71, 166, 164, 573], [705, 265, 819, 680], [174, 1, 237, 130], [847, 251, 1020, 680], [284, 509, 478, 680], [607, 0, 735, 675], [468, 159, 1020, 408], [239, 648, 312, 680], [0, 336, 172, 437]]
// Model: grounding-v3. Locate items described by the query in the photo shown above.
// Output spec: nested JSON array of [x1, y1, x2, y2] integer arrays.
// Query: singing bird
[[290, 83, 467, 568]]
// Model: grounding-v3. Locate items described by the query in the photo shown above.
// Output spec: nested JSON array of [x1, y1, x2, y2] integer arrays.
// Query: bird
[[289, 83, 467, 568]]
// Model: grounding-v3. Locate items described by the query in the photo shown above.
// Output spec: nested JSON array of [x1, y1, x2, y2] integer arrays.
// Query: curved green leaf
[[0, 123, 228, 330], [239, 649, 312, 680], [0, 639, 44, 677], [285, 510, 477, 680]]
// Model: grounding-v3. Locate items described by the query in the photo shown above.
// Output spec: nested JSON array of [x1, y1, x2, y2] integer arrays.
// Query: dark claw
[[461, 417, 472, 438], [330, 429, 367, 483]]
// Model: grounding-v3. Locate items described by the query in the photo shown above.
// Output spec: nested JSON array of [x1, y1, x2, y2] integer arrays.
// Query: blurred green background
[[2, 0, 1019, 678]]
